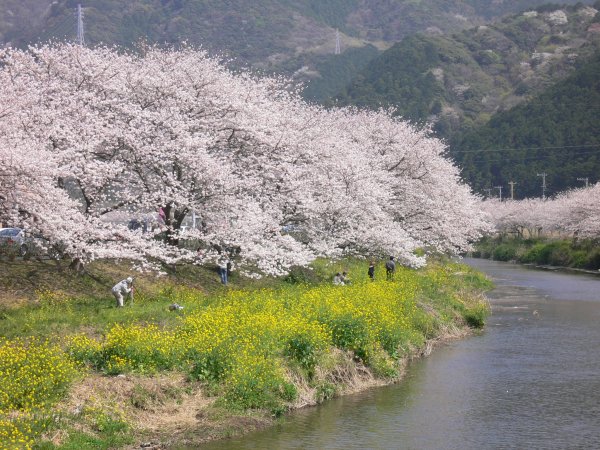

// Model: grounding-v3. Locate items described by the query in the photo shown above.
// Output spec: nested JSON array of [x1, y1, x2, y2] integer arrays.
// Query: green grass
[[37, 416, 133, 450], [474, 236, 600, 270], [0, 257, 394, 341]]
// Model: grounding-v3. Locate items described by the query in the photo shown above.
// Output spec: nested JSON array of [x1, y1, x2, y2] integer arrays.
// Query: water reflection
[[193, 259, 600, 449]]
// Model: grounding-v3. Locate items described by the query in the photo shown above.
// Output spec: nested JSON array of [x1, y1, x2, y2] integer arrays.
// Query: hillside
[[451, 50, 600, 198], [336, 3, 600, 137], [1, 0, 595, 100], [3, 1, 600, 199]]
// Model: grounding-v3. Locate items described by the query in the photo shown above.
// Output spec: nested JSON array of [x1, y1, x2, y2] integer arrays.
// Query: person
[[217, 256, 229, 285], [112, 277, 134, 307], [157, 207, 166, 229], [368, 261, 375, 281], [341, 271, 351, 285], [333, 272, 344, 285], [385, 256, 396, 281]]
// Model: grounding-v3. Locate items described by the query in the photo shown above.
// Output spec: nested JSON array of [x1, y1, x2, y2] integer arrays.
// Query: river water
[[197, 259, 600, 449]]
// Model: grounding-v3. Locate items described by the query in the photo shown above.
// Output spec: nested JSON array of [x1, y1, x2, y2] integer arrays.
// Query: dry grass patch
[[56, 374, 210, 439]]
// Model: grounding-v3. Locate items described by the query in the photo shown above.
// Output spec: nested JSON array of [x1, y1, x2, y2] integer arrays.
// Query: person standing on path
[[112, 277, 134, 307], [385, 256, 396, 281]]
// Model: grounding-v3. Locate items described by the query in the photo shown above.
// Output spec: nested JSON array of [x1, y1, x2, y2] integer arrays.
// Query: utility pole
[[495, 185, 503, 201], [484, 188, 492, 198], [334, 29, 341, 55], [76, 4, 85, 46], [537, 172, 547, 200], [577, 177, 589, 188], [508, 181, 517, 200]]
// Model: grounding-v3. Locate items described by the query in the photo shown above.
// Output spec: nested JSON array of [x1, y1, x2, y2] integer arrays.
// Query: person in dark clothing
[[385, 256, 396, 280], [368, 261, 375, 281]]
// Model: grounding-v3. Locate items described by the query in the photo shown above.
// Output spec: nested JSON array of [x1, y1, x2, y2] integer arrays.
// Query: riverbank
[[225, 259, 600, 449], [0, 258, 491, 449], [473, 236, 600, 271]]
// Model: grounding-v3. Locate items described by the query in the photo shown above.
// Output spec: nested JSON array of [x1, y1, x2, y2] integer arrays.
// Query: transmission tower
[[335, 29, 341, 55], [76, 4, 85, 46]]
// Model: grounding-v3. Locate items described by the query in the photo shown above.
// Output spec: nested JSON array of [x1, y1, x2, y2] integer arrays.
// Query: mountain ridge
[[1, 0, 594, 86]]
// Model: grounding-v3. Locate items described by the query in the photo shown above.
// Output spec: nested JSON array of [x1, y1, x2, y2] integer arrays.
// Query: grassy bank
[[473, 236, 600, 270], [0, 258, 491, 449]]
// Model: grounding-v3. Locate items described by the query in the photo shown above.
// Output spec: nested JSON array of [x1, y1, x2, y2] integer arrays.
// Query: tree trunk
[[69, 258, 85, 274], [163, 204, 189, 246]]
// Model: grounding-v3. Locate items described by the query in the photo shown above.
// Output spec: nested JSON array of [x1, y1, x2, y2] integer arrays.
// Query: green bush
[[463, 303, 487, 328], [585, 248, 600, 270], [570, 250, 588, 268], [284, 266, 321, 285], [324, 314, 370, 362], [378, 328, 410, 359], [521, 243, 546, 263], [314, 382, 337, 404], [284, 334, 319, 375], [492, 243, 517, 261], [189, 349, 232, 384], [546, 242, 574, 267], [410, 309, 438, 339], [477, 237, 600, 271], [222, 359, 293, 412], [368, 346, 398, 378]]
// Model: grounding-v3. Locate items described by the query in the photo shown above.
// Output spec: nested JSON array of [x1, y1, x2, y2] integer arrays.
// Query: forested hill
[[335, 3, 600, 139], [0, 0, 595, 100], [2, 1, 599, 199], [450, 51, 600, 199]]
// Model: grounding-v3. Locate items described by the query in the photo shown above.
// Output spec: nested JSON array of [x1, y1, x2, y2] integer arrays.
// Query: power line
[[450, 143, 600, 154], [456, 148, 600, 164], [35, 14, 76, 44]]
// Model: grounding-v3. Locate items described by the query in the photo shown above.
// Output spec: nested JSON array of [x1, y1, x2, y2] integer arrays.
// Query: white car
[[0, 227, 63, 259]]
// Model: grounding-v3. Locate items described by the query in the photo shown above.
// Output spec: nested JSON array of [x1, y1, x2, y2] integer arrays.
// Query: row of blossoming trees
[[481, 184, 600, 239], [0, 43, 489, 276]]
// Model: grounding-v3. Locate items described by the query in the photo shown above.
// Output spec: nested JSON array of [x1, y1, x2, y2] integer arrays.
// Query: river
[[196, 259, 600, 449]]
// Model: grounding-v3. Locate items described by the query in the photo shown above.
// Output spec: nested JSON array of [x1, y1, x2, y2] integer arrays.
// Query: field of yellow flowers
[[0, 260, 490, 449]]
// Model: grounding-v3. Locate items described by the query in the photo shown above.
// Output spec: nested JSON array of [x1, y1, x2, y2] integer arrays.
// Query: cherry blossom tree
[[0, 43, 488, 275], [480, 184, 600, 239], [553, 184, 600, 238]]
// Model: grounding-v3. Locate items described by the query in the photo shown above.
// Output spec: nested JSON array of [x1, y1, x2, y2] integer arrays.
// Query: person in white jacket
[[217, 257, 229, 285], [112, 277, 134, 307]]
